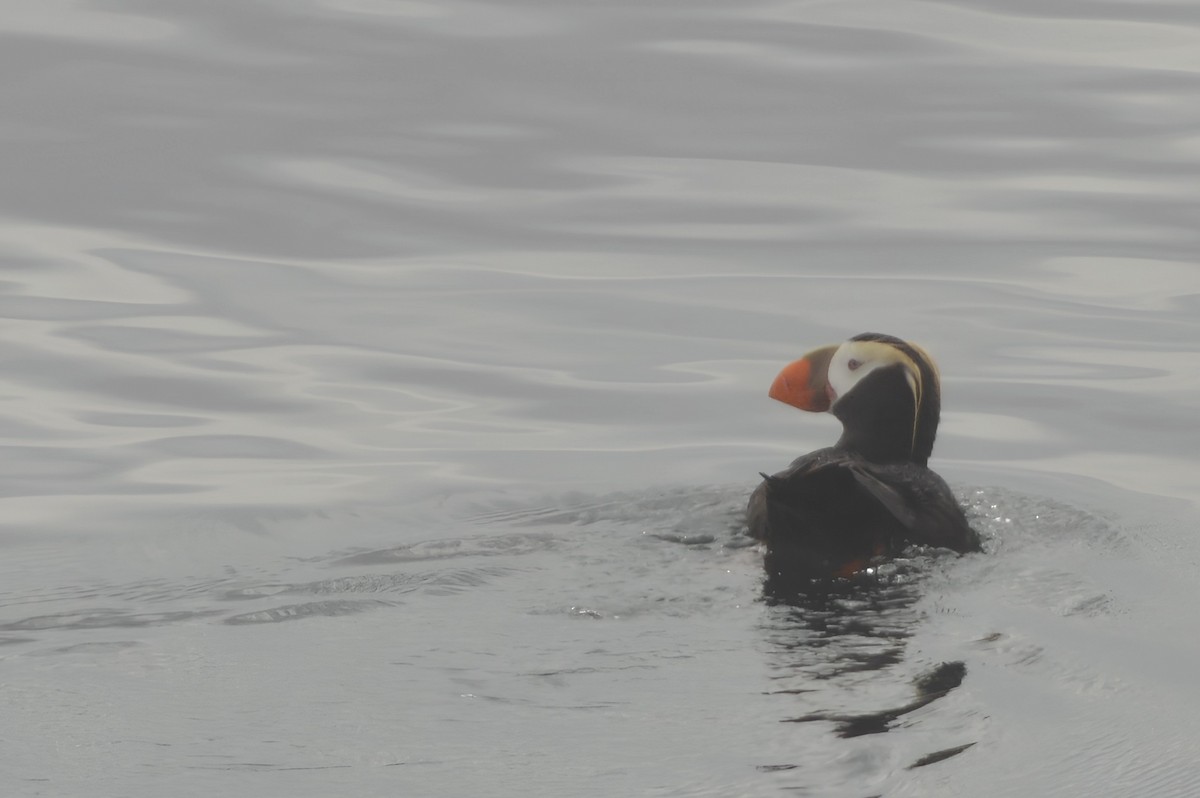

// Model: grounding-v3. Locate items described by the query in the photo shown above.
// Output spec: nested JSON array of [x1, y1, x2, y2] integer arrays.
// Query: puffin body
[[747, 333, 979, 581]]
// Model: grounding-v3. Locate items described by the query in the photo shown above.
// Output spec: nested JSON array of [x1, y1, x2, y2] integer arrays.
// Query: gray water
[[3, 1, 1200, 795]]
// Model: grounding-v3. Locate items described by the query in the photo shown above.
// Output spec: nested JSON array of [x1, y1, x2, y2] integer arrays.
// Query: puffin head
[[768, 332, 942, 466]]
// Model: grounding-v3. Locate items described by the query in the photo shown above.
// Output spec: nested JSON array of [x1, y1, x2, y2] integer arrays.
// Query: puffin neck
[[830, 366, 925, 465]]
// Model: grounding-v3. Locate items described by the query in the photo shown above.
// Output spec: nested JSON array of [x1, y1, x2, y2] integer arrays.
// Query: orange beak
[[768, 344, 837, 412]]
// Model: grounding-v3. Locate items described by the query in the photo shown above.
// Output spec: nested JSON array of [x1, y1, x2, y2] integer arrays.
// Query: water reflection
[[760, 564, 923, 683], [752, 554, 982, 782]]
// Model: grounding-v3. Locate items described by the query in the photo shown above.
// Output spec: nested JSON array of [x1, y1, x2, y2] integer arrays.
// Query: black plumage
[[747, 333, 979, 582]]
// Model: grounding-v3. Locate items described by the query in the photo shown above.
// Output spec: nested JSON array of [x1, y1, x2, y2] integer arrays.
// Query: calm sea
[[2, 1, 1199, 796]]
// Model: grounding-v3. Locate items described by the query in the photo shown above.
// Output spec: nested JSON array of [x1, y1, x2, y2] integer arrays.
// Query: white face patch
[[826, 340, 919, 406]]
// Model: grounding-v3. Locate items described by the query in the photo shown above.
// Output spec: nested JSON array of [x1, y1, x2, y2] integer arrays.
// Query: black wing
[[747, 450, 979, 554]]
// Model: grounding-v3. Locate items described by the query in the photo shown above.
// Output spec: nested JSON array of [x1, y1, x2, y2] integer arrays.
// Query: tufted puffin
[[747, 332, 980, 582]]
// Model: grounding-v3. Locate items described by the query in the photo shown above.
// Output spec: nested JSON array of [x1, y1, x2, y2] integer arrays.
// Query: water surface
[[2, 1, 1200, 796]]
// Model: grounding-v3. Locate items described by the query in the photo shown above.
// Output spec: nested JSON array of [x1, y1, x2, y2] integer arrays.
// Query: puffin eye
[[847, 358, 862, 371]]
